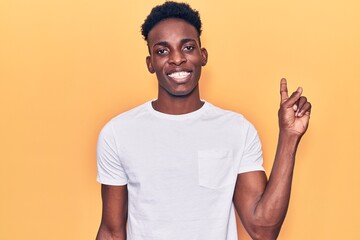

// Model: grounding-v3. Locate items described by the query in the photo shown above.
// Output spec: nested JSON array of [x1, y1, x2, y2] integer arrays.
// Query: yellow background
[[1, 0, 359, 239]]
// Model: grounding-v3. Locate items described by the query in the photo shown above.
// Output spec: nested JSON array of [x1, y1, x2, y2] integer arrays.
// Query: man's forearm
[[254, 131, 300, 231]]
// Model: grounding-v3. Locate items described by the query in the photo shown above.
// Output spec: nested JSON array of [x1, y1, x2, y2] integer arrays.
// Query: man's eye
[[157, 49, 168, 55], [184, 46, 194, 51]]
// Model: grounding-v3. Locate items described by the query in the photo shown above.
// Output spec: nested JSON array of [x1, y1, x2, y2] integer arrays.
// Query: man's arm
[[233, 78, 312, 240], [96, 184, 128, 240]]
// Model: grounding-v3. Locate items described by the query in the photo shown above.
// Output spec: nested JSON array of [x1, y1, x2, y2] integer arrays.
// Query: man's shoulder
[[111, 101, 150, 122], [206, 101, 246, 120], [100, 101, 151, 132], [205, 101, 256, 130]]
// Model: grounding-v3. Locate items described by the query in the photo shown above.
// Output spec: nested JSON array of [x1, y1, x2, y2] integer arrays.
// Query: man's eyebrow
[[180, 38, 196, 44], [152, 38, 197, 48], [153, 41, 169, 48]]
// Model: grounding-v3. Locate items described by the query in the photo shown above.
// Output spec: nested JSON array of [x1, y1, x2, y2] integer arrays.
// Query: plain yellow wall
[[1, 0, 359, 239]]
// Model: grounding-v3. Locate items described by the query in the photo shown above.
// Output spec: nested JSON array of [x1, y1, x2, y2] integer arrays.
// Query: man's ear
[[201, 48, 208, 66], [146, 56, 155, 73]]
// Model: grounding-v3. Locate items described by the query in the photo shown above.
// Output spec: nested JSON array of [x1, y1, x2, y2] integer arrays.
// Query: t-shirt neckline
[[146, 99, 210, 120]]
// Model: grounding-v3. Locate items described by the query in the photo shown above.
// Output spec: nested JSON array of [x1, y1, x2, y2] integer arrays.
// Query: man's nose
[[168, 50, 186, 65]]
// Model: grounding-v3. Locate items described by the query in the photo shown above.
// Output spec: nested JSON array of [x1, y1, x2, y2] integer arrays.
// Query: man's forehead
[[147, 18, 199, 45]]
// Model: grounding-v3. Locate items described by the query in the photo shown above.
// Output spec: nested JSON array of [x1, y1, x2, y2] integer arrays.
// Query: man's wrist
[[277, 131, 301, 156], [279, 130, 302, 142]]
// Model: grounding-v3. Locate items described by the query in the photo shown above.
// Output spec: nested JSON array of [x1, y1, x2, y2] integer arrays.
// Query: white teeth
[[168, 71, 190, 78]]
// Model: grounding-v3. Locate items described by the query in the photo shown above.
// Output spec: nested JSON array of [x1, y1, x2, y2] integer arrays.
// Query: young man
[[96, 2, 312, 240]]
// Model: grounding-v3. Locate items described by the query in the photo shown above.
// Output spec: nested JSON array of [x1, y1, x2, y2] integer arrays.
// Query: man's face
[[146, 18, 208, 97]]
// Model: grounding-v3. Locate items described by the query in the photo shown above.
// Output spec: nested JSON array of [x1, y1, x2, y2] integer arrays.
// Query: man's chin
[[159, 83, 199, 98], [168, 86, 199, 98], [168, 91, 193, 98]]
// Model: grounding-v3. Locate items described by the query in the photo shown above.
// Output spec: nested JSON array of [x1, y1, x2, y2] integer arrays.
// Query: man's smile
[[167, 70, 192, 83]]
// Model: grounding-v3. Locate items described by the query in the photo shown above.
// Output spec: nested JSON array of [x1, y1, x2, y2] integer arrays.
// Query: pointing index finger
[[280, 78, 288, 103]]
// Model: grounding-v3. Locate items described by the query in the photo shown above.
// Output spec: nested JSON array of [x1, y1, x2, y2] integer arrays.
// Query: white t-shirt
[[97, 100, 264, 240]]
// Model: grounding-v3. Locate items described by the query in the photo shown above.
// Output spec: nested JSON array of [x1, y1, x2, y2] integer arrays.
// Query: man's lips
[[166, 69, 193, 83], [167, 71, 191, 79]]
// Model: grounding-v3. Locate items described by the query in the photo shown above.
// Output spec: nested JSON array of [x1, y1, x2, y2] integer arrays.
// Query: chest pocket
[[197, 149, 235, 189]]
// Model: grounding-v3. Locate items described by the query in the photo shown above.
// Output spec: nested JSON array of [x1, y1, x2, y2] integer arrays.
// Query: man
[[96, 2, 312, 240]]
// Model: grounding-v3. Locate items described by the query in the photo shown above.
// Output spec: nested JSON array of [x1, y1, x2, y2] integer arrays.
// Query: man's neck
[[152, 95, 204, 115]]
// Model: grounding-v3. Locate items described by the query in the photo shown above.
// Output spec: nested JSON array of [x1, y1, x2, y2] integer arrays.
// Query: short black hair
[[141, 1, 202, 41]]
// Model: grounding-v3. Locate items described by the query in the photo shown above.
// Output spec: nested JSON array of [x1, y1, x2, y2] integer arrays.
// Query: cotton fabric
[[97, 100, 264, 240]]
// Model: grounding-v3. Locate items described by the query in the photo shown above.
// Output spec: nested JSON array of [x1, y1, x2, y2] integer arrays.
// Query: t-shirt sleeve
[[96, 121, 128, 185], [238, 120, 265, 174]]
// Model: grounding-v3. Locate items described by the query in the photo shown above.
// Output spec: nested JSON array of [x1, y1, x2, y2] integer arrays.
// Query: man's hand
[[279, 78, 312, 136]]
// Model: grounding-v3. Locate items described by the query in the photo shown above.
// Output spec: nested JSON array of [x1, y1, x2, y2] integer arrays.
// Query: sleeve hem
[[97, 177, 128, 186], [238, 166, 265, 174]]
